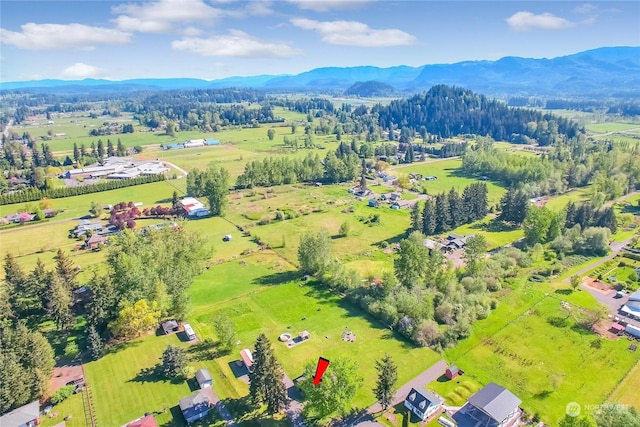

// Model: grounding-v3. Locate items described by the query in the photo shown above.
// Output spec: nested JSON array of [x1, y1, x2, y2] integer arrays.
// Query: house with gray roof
[[453, 382, 521, 427], [179, 390, 212, 423], [404, 388, 443, 421], [0, 400, 40, 427]]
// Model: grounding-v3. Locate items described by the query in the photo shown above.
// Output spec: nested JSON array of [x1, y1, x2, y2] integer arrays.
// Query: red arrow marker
[[312, 357, 330, 386]]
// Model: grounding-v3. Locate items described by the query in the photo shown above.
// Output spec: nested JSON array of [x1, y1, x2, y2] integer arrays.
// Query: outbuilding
[[195, 368, 213, 388], [445, 365, 460, 380]]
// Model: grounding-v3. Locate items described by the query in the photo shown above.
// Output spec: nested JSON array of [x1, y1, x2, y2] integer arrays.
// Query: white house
[[180, 197, 209, 218], [404, 388, 443, 421]]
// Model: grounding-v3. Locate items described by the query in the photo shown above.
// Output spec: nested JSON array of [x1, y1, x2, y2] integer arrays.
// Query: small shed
[[610, 323, 625, 335], [299, 330, 310, 341], [240, 348, 254, 372], [223, 234, 232, 241], [195, 368, 213, 389], [445, 365, 460, 380], [368, 198, 379, 207], [161, 319, 179, 335]]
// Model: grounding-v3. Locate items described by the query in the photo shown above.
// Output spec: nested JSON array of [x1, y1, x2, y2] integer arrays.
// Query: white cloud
[[244, 1, 274, 16], [172, 30, 300, 57], [288, 0, 368, 12], [0, 23, 130, 50], [290, 18, 415, 47], [506, 11, 574, 31], [62, 63, 104, 79], [113, 0, 222, 33], [573, 3, 597, 14]]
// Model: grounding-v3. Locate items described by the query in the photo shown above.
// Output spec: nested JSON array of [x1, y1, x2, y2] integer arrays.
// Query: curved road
[[161, 160, 188, 176]]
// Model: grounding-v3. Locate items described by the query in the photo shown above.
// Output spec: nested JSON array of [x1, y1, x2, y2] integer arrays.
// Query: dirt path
[[162, 160, 188, 176], [563, 233, 637, 284]]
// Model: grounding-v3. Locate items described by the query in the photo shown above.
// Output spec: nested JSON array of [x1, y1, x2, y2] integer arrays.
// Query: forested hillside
[[373, 85, 581, 144]]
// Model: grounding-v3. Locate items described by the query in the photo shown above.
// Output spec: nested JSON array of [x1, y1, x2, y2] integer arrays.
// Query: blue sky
[[1, 0, 639, 82]]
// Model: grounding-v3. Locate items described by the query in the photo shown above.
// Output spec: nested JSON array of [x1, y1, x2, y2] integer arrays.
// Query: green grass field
[[391, 159, 506, 205], [610, 361, 640, 408], [442, 295, 638, 425], [585, 122, 640, 133], [75, 251, 440, 425]]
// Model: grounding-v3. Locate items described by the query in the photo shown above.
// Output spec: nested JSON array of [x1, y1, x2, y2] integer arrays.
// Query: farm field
[[441, 295, 639, 425], [610, 360, 640, 408]]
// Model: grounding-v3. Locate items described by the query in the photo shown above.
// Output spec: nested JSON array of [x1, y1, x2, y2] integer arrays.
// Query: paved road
[[283, 374, 305, 427]]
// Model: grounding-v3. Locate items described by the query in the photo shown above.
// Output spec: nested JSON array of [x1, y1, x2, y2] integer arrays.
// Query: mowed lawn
[[187, 252, 441, 410], [610, 360, 640, 408], [443, 296, 638, 425], [83, 333, 205, 427], [391, 159, 506, 205]]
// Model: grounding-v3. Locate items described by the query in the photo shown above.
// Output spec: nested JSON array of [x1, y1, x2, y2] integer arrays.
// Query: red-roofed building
[[124, 414, 159, 427]]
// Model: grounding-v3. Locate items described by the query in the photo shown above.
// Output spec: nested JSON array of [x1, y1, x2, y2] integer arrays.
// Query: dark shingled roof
[[405, 388, 442, 411], [467, 383, 521, 423]]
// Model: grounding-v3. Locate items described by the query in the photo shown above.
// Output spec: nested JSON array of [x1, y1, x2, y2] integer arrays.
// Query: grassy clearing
[[443, 296, 638, 425], [391, 159, 506, 205], [610, 360, 640, 408], [543, 188, 592, 212], [39, 392, 86, 427], [445, 219, 524, 250]]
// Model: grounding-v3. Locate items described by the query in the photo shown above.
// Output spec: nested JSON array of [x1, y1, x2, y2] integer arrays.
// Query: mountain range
[[2, 46, 639, 98]]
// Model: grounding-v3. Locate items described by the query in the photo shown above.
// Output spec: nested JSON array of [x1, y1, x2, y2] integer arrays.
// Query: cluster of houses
[[368, 192, 413, 210], [2, 209, 56, 225], [162, 138, 221, 150], [404, 378, 522, 427], [62, 157, 169, 181], [424, 233, 475, 253]]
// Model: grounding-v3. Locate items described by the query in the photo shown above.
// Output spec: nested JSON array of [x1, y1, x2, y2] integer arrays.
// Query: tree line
[[410, 183, 489, 235], [0, 174, 165, 205], [186, 164, 230, 216]]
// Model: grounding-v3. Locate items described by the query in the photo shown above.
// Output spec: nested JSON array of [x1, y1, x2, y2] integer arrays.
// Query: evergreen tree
[[434, 193, 451, 233], [249, 333, 288, 414], [410, 201, 422, 232], [107, 139, 115, 157], [171, 190, 179, 209], [499, 187, 528, 224], [55, 248, 78, 290], [97, 139, 105, 159], [374, 354, 398, 410], [422, 199, 436, 236], [73, 142, 80, 162], [87, 324, 104, 360], [116, 139, 126, 156], [46, 274, 73, 330], [565, 201, 576, 229], [447, 188, 462, 229]]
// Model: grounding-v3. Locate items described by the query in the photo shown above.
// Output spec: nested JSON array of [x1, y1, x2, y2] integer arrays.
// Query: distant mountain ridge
[[2, 46, 638, 98]]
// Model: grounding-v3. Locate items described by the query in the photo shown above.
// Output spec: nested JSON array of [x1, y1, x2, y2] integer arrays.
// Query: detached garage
[[195, 368, 213, 389]]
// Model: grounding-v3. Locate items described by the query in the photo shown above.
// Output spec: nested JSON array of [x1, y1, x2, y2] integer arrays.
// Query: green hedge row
[[0, 174, 166, 205]]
